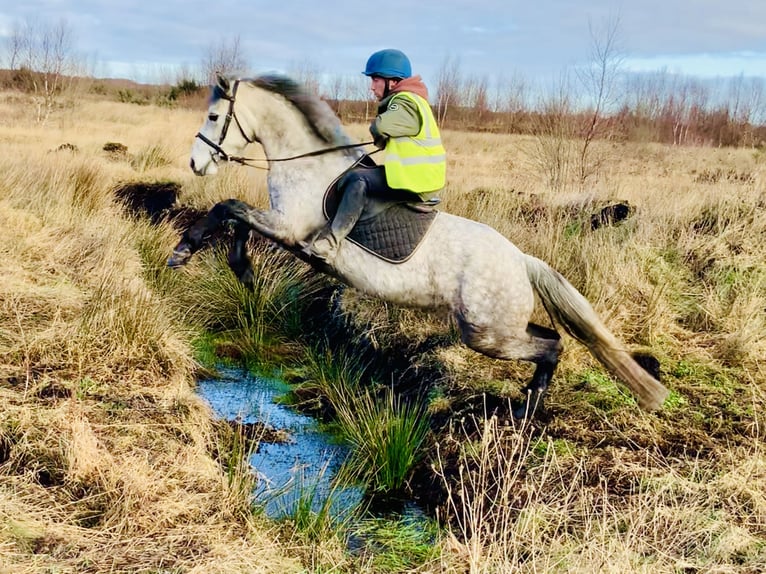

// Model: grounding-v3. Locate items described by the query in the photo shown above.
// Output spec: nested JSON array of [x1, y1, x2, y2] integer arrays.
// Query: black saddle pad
[[323, 160, 438, 264], [346, 203, 437, 263]]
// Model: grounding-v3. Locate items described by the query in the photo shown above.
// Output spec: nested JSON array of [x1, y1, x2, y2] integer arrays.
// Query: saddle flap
[[323, 154, 379, 220]]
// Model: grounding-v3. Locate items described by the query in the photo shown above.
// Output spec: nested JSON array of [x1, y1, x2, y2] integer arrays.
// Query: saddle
[[322, 156, 439, 264]]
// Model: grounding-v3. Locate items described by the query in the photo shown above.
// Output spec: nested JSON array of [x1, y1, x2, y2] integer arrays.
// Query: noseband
[[195, 79, 375, 168]]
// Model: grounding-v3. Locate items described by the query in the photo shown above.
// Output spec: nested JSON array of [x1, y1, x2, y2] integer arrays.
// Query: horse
[[168, 74, 669, 415]]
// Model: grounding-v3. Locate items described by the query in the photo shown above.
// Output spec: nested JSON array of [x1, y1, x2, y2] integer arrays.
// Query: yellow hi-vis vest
[[384, 92, 446, 194]]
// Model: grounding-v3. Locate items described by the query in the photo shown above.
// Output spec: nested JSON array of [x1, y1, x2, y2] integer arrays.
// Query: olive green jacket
[[368, 75, 431, 148]]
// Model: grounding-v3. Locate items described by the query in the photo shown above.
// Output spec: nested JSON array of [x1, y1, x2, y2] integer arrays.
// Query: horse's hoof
[[512, 389, 546, 420], [167, 245, 192, 268]]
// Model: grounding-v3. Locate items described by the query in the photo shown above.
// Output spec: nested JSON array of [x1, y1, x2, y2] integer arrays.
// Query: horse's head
[[190, 75, 256, 176]]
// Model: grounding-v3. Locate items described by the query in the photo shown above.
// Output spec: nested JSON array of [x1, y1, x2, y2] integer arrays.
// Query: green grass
[[350, 515, 442, 572], [287, 343, 430, 494], [578, 369, 637, 412], [267, 460, 361, 545], [334, 386, 430, 494]]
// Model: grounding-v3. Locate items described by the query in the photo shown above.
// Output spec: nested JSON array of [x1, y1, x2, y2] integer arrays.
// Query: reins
[[197, 79, 376, 170], [197, 132, 377, 169]]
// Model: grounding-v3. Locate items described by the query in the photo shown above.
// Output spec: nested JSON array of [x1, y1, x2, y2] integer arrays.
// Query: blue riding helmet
[[363, 49, 412, 79]]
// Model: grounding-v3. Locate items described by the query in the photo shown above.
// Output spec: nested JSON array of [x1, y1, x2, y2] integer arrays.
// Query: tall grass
[[436, 416, 766, 573], [0, 102, 302, 572], [2, 89, 766, 572], [334, 385, 430, 494], [170, 241, 329, 369], [293, 344, 430, 494]]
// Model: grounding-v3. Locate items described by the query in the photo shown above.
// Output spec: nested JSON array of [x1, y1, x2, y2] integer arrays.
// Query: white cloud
[[1, 0, 764, 84]]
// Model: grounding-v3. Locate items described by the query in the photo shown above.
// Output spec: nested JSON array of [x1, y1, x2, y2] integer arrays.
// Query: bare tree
[[465, 73, 489, 126], [527, 72, 579, 192], [5, 21, 26, 70], [739, 77, 765, 146], [322, 74, 344, 114], [200, 35, 249, 85], [348, 74, 374, 121], [575, 15, 624, 186], [493, 72, 529, 132], [6, 17, 80, 123], [434, 54, 462, 126], [289, 58, 322, 96]]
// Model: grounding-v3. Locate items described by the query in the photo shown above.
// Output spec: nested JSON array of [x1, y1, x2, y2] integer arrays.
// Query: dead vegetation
[[1, 86, 765, 572]]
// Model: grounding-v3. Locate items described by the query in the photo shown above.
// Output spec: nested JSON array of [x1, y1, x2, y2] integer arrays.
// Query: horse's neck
[[251, 88, 358, 232]]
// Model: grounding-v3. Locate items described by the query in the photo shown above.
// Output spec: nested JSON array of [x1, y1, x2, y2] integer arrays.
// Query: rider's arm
[[369, 95, 421, 148]]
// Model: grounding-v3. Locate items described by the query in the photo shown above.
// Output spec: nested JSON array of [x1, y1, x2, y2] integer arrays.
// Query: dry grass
[[0, 91, 300, 572], [436, 416, 766, 573], [1, 86, 765, 572]]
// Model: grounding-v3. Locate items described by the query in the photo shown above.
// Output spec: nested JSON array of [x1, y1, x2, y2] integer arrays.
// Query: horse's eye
[[208, 113, 219, 122]]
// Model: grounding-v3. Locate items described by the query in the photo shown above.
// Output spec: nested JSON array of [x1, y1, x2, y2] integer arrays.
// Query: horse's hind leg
[[457, 316, 562, 418], [516, 324, 562, 418]]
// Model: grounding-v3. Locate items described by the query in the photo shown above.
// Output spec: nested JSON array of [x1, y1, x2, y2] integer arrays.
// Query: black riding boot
[[303, 179, 367, 263]]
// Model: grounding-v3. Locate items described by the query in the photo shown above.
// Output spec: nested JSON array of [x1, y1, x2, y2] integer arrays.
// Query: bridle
[[196, 79, 375, 169]]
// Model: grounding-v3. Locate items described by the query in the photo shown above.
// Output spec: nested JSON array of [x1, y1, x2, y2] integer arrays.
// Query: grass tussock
[[173, 241, 329, 371], [291, 341, 430, 494], [333, 384, 430, 494]]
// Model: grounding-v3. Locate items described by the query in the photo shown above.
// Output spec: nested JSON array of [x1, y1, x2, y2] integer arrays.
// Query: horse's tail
[[524, 255, 669, 411]]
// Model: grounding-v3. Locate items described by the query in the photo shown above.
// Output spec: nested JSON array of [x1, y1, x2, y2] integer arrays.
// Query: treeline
[[324, 70, 766, 149], [2, 16, 764, 148], [324, 98, 766, 148], [2, 64, 763, 150]]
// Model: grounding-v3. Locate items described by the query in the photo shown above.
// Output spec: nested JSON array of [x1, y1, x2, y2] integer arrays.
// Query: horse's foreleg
[[227, 222, 255, 288], [212, 199, 292, 245], [168, 199, 290, 269], [167, 210, 221, 268]]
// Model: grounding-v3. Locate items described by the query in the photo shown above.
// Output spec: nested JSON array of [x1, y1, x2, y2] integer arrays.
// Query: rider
[[301, 48, 447, 263]]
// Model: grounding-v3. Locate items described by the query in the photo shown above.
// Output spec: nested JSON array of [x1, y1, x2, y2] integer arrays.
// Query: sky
[[1, 0, 765, 90]]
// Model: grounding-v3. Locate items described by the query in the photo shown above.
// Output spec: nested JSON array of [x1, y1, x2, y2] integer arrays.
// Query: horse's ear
[[216, 73, 231, 94]]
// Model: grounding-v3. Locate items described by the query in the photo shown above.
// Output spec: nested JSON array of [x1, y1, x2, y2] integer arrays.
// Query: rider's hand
[[373, 133, 389, 149]]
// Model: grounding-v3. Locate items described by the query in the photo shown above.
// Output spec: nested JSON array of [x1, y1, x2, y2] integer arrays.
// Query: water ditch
[[197, 365, 428, 529]]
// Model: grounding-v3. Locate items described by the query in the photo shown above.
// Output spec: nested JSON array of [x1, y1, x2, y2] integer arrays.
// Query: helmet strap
[[382, 78, 401, 99]]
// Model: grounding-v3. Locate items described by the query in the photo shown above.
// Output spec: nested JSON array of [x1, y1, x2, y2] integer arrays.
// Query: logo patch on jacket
[[388, 102, 399, 111]]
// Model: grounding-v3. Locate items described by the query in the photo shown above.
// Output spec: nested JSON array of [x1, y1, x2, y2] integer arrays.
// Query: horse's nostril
[[189, 158, 195, 171]]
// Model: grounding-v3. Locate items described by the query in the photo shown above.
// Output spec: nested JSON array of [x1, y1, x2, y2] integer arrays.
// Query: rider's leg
[[302, 167, 385, 262]]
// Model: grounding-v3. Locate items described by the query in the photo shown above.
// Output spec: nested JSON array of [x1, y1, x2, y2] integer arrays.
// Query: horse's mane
[[247, 74, 356, 148]]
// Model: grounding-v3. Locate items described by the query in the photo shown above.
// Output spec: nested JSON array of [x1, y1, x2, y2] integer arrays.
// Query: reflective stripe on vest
[[384, 92, 446, 194]]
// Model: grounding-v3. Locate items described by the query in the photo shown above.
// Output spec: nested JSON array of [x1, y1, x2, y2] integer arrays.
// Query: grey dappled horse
[[169, 74, 669, 415]]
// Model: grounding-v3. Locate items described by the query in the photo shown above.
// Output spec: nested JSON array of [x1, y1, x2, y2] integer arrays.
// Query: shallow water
[[197, 366, 363, 519]]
